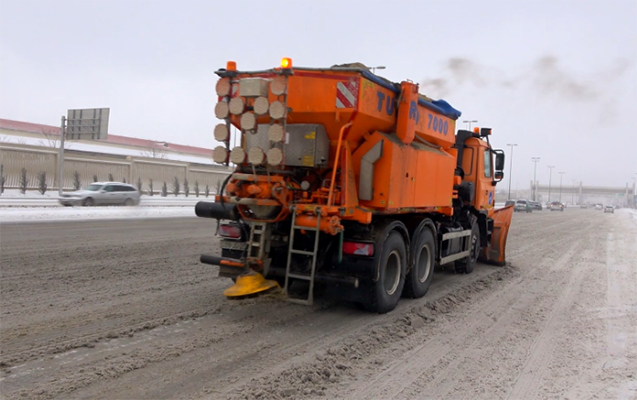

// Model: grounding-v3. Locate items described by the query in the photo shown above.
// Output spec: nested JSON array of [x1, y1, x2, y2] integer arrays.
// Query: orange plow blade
[[480, 205, 514, 266]]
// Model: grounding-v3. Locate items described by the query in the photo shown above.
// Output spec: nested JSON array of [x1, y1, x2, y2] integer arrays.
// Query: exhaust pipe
[[195, 201, 239, 221], [200, 254, 244, 268]]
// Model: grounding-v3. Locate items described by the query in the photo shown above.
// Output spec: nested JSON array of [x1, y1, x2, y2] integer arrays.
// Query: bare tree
[[73, 171, 81, 190], [38, 172, 47, 194], [19, 168, 28, 194], [172, 176, 180, 196], [38, 129, 73, 149], [161, 181, 168, 197], [1, 164, 6, 194], [140, 148, 167, 159], [140, 142, 168, 159]]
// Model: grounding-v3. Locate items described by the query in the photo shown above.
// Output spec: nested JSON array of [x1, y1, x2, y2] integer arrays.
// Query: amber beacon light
[[281, 57, 292, 69]]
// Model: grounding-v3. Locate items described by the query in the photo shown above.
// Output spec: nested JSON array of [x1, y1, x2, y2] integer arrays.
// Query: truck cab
[[455, 128, 505, 213]]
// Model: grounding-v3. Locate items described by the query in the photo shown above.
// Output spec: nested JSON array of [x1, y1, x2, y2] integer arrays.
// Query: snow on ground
[[0, 189, 60, 198], [0, 206, 197, 223], [0, 190, 213, 207]]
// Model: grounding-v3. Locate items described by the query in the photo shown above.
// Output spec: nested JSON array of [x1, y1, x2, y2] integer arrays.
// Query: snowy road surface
[[0, 209, 636, 400]]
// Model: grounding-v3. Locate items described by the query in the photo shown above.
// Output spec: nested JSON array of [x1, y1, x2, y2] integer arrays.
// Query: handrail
[[327, 122, 353, 206]]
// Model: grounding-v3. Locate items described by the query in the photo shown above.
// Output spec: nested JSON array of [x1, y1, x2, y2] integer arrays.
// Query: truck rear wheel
[[403, 227, 435, 299], [455, 223, 480, 274], [364, 231, 407, 314]]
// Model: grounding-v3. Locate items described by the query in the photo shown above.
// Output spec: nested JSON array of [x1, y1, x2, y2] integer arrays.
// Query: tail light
[[219, 224, 242, 239], [343, 241, 374, 256]]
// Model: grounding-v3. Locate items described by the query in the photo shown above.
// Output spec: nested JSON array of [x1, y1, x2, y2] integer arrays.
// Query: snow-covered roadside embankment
[[0, 206, 197, 223]]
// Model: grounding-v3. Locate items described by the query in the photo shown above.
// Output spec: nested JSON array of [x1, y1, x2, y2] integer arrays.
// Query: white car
[[603, 205, 614, 214], [59, 182, 141, 207]]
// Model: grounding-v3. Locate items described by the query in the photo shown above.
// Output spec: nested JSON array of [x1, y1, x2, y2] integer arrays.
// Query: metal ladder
[[284, 208, 321, 305], [247, 222, 270, 262]]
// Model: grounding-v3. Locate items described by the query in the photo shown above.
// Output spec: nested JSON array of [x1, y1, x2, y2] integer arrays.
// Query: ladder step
[[290, 249, 315, 256], [250, 243, 260, 247], [287, 273, 312, 281], [293, 226, 318, 231]]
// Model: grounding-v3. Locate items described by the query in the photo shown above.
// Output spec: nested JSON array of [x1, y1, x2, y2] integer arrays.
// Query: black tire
[[83, 197, 94, 207], [124, 198, 134, 206], [364, 231, 407, 314], [403, 227, 435, 299], [455, 223, 480, 274]]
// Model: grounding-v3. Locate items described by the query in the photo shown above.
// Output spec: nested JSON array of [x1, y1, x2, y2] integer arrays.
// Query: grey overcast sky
[[1, 0, 636, 188]]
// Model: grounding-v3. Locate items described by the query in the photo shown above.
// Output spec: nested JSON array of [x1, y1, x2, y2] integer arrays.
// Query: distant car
[[595, 204, 603, 210], [59, 182, 141, 207], [580, 204, 588, 209], [549, 201, 564, 212], [604, 205, 614, 213], [531, 201, 543, 211], [514, 199, 532, 213]]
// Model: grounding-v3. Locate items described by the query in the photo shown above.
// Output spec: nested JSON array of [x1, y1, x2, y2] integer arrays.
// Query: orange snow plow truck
[[196, 59, 514, 313]]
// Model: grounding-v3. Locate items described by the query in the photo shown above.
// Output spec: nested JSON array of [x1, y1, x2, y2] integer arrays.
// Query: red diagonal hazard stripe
[[336, 79, 358, 109]]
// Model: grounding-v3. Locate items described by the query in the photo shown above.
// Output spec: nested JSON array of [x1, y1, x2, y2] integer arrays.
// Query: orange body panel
[[395, 81, 418, 144], [352, 132, 455, 211]]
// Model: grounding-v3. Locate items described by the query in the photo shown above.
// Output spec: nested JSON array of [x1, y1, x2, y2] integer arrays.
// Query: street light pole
[[371, 66, 386, 74], [462, 120, 478, 130], [633, 173, 637, 209], [572, 179, 577, 205], [547, 165, 555, 202], [532, 157, 540, 201], [57, 116, 66, 196], [558, 172, 565, 203], [506, 144, 518, 200]]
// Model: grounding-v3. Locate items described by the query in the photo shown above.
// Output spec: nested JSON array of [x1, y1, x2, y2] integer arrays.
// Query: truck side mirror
[[493, 171, 504, 183], [494, 151, 505, 171]]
